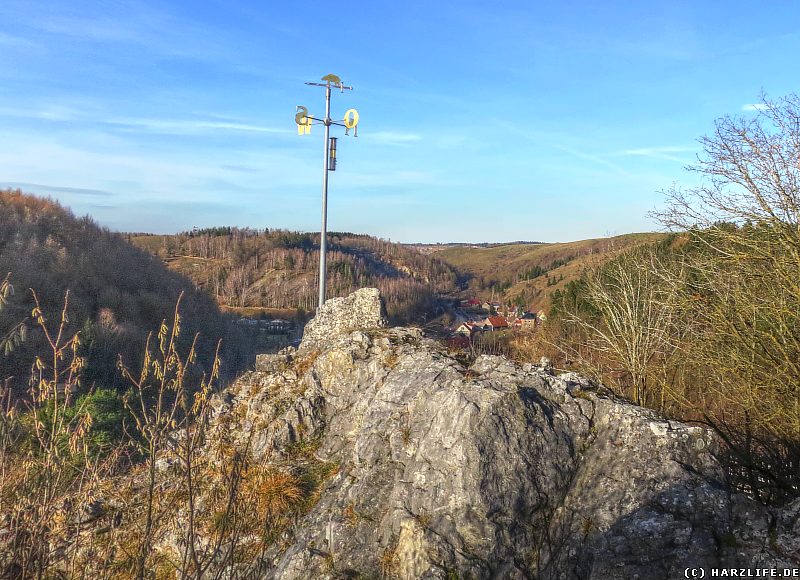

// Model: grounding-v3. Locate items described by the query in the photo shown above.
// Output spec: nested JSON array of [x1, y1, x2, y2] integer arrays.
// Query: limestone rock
[[255, 346, 295, 371], [300, 287, 387, 350], [203, 289, 799, 578]]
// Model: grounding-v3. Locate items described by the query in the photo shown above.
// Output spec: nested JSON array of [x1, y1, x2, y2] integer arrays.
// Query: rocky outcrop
[[299, 287, 387, 350], [211, 289, 799, 578]]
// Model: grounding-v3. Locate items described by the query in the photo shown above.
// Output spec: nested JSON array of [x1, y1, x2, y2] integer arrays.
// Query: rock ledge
[[221, 289, 799, 578], [300, 287, 387, 349]]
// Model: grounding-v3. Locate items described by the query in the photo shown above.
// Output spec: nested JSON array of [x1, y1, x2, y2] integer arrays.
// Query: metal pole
[[318, 83, 332, 307], [299, 75, 357, 308]]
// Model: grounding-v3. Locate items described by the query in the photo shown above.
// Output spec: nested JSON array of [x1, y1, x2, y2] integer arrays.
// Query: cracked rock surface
[[212, 289, 799, 579], [298, 287, 388, 350]]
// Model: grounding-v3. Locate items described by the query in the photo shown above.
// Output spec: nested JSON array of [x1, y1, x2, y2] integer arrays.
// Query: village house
[[237, 317, 293, 333], [455, 320, 486, 336], [263, 319, 292, 333], [513, 312, 537, 329], [482, 315, 509, 331], [455, 322, 475, 336]]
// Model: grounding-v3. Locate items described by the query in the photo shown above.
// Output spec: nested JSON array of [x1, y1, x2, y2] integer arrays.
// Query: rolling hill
[[0, 190, 249, 394], [130, 229, 461, 323], [131, 229, 669, 322], [431, 233, 668, 311]]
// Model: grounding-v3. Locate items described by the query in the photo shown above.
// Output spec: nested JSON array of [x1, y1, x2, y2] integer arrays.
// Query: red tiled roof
[[486, 316, 508, 327]]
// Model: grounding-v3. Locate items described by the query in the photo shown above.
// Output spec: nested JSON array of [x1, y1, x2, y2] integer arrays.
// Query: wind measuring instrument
[[296, 73, 360, 307]]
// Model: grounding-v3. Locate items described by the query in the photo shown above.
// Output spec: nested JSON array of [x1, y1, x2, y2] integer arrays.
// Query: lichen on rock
[[299, 287, 388, 350], [63, 288, 797, 579], [208, 289, 799, 578]]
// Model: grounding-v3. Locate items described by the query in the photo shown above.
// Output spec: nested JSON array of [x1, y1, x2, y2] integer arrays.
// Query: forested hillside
[[433, 233, 666, 309], [525, 96, 800, 504], [131, 229, 461, 322], [537, 228, 799, 504], [0, 189, 248, 395]]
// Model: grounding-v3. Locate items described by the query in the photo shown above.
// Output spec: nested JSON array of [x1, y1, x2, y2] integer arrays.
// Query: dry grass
[[220, 305, 298, 319], [0, 288, 346, 577], [379, 542, 400, 579], [292, 349, 320, 378], [240, 465, 304, 521], [413, 512, 431, 530], [400, 427, 412, 447], [383, 350, 400, 369], [342, 503, 359, 526], [506, 323, 570, 369], [580, 515, 596, 538]]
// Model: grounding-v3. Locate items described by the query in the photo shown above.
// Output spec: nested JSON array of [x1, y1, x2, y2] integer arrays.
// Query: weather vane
[[296, 73, 360, 307]]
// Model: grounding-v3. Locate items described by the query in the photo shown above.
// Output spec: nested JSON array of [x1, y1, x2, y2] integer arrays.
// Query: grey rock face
[[255, 347, 295, 372], [300, 287, 387, 350], [209, 290, 799, 579]]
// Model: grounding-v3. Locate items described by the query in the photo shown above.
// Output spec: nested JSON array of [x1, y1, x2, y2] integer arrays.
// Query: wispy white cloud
[[338, 192, 433, 207], [0, 105, 87, 122], [338, 169, 438, 188], [742, 103, 768, 112], [609, 35, 703, 62], [619, 145, 696, 163], [0, 131, 309, 202], [35, 15, 149, 44], [554, 145, 632, 177], [103, 117, 292, 136], [0, 182, 115, 197], [362, 131, 423, 145], [219, 164, 261, 174], [430, 134, 476, 149], [1, 1, 235, 64], [0, 106, 291, 136], [0, 31, 39, 49]]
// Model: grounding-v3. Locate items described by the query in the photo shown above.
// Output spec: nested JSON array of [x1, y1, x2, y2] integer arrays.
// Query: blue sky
[[1, 1, 799, 243]]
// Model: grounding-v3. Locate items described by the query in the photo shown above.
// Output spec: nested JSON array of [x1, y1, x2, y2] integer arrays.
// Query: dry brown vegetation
[[517, 94, 800, 505], [434, 233, 666, 310], [0, 190, 250, 396], [131, 229, 459, 324], [0, 291, 335, 577]]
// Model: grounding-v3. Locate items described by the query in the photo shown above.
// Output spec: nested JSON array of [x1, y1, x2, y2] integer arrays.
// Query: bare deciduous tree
[[560, 249, 685, 408], [656, 93, 800, 501]]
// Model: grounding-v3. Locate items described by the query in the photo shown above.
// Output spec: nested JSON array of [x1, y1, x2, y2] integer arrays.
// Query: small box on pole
[[328, 137, 337, 171], [296, 75, 357, 306]]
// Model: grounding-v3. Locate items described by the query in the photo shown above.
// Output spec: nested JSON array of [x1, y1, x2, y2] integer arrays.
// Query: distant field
[[434, 233, 663, 279], [163, 255, 223, 279], [432, 233, 668, 310], [407, 241, 546, 255], [221, 306, 299, 320]]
